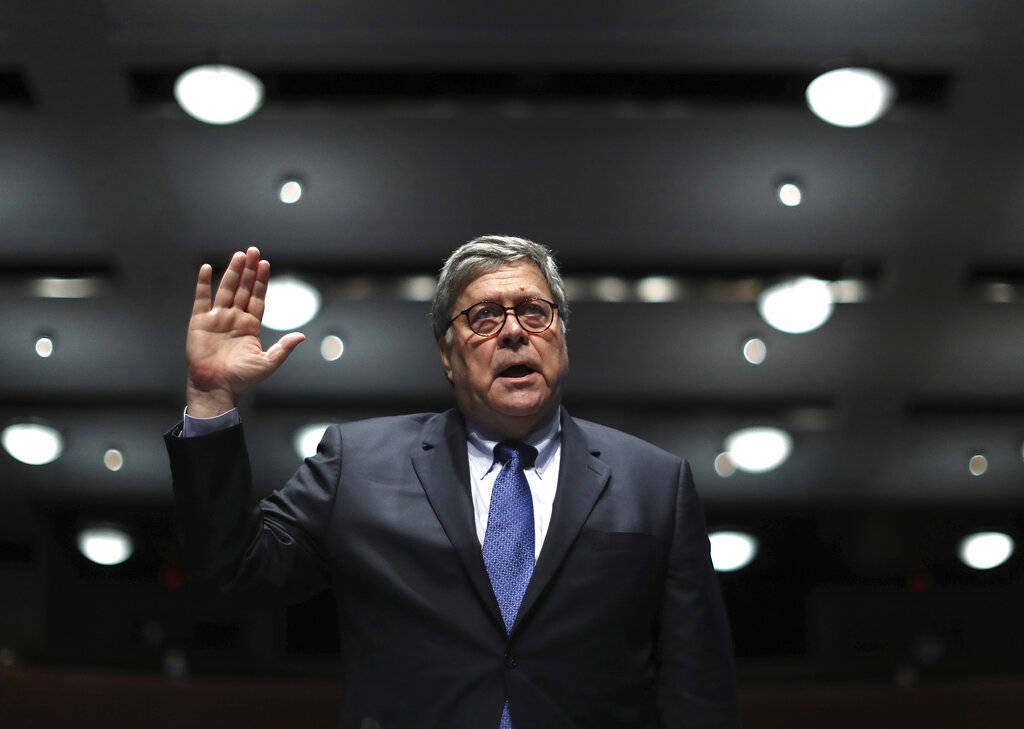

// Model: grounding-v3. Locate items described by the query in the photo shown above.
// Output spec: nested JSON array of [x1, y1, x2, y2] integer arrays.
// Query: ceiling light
[[103, 448, 124, 472], [708, 531, 758, 572], [2, 422, 63, 465], [968, 454, 988, 476], [320, 335, 344, 361], [278, 179, 303, 204], [174, 64, 264, 125], [593, 277, 629, 302], [713, 452, 736, 478], [262, 276, 321, 331], [401, 275, 437, 302], [758, 276, 834, 334], [34, 336, 54, 358], [805, 67, 895, 128], [742, 337, 767, 365], [294, 423, 332, 460], [958, 532, 1014, 570], [77, 524, 133, 566], [31, 277, 102, 298], [724, 426, 792, 473], [636, 276, 681, 303], [776, 182, 802, 207]]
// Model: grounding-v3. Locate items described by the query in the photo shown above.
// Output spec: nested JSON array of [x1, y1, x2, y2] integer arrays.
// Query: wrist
[[185, 380, 237, 418]]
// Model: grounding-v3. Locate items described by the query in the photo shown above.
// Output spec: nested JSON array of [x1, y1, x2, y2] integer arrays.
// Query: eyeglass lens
[[467, 300, 553, 335]]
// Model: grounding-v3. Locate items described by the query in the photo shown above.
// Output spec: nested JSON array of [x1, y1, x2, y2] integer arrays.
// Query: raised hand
[[185, 247, 305, 417]]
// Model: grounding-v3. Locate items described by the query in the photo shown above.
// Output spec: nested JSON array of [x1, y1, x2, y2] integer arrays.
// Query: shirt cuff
[[182, 407, 241, 438]]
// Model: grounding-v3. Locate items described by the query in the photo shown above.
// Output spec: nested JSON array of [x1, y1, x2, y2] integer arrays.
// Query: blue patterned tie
[[482, 441, 536, 729]]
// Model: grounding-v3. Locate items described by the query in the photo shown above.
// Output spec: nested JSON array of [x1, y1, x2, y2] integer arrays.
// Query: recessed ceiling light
[[636, 276, 681, 303], [262, 276, 321, 331], [31, 277, 102, 298], [279, 179, 303, 204], [34, 336, 54, 358], [806, 67, 895, 128], [593, 277, 629, 302], [320, 335, 344, 361], [174, 64, 264, 125], [708, 531, 758, 572], [1, 422, 63, 465], [103, 448, 124, 472], [77, 524, 133, 566], [401, 275, 437, 302], [294, 423, 332, 460], [713, 452, 736, 478], [776, 182, 803, 207], [958, 532, 1014, 570], [724, 426, 792, 473], [758, 277, 834, 334], [742, 337, 767, 365]]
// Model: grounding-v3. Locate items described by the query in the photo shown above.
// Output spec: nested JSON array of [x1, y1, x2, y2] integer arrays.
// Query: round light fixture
[[968, 454, 988, 476], [35, 336, 54, 358], [708, 531, 758, 572], [320, 335, 344, 361], [1, 422, 63, 465], [262, 276, 321, 331], [713, 452, 736, 478], [636, 276, 681, 303], [279, 179, 303, 204], [742, 338, 767, 365], [103, 448, 124, 472], [401, 275, 437, 302], [593, 277, 629, 302], [758, 277, 834, 334], [294, 423, 332, 460], [173, 64, 264, 125], [77, 524, 134, 566], [806, 67, 895, 128], [958, 532, 1014, 570], [724, 426, 792, 473], [777, 182, 803, 207]]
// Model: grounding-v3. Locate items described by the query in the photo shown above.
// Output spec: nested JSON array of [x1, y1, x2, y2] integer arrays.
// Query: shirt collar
[[465, 411, 561, 480]]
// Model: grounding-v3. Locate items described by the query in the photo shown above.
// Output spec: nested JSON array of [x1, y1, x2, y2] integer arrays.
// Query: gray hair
[[431, 235, 570, 342]]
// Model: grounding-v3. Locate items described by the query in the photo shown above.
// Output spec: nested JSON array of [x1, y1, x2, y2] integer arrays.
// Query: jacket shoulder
[[570, 416, 684, 469]]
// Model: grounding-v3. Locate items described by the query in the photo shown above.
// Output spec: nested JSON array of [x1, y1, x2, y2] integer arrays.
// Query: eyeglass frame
[[446, 297, 559, 337]]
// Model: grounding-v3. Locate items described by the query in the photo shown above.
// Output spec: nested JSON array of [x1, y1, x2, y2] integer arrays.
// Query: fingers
[[213, 250, 247, 309], [265, 331, 306, 369], [191, 263, 213, 317], [247, 259, 272, 320], [233, 247, 261, 310]]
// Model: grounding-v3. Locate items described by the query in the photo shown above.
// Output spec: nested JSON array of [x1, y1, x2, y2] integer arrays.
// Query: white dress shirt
[[464, 414, 562, 562]]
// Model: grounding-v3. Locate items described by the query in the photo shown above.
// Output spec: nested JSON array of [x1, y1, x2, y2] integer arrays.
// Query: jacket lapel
[[411, 410, 506, 633], [514, 408, 611, 632]]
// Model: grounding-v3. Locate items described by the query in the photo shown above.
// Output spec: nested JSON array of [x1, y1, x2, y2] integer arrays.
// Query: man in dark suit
[[166, 236, 739, 728]]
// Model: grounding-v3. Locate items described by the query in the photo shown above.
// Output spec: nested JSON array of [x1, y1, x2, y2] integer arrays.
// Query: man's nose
[[498, 310, 527, 346]]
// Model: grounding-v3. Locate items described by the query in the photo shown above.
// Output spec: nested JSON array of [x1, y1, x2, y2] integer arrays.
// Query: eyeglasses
[[447, 298, 558, 337]]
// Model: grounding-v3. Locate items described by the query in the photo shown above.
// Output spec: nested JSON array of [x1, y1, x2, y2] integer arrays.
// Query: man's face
[[439, 260, 569, 439]]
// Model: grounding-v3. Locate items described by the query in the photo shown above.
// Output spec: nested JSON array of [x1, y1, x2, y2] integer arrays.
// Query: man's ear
[[438, 339, 454, 384]]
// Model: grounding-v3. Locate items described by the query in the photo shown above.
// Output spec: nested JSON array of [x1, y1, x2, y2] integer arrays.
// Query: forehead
[[456, 260, 552, 305]]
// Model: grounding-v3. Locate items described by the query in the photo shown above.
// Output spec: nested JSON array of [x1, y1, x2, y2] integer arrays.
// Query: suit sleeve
[[164, 421, 340, 602], [655, 459, 740, 728]]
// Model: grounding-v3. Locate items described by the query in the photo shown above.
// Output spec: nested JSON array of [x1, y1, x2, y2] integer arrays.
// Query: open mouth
[[498, 364, 536, 379]]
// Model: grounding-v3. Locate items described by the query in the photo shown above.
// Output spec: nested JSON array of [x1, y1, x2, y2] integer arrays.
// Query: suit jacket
[[165, 407, 738, 729]]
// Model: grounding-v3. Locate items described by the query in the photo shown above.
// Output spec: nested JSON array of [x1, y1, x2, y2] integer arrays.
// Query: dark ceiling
[[2, 0, 1024, 677]]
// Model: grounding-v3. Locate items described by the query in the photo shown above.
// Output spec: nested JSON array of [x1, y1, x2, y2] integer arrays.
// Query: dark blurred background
[[2, 1, 1024, 726]]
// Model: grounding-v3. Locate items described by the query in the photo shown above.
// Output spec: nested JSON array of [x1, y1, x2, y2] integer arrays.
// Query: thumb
[[266, 331, 306, 369]]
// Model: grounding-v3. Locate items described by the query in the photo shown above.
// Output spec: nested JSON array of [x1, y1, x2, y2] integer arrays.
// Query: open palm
[[186, 247, 305, 415]]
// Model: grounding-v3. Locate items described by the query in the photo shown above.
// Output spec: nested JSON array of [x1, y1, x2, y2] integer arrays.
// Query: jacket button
[[503, 655, 517, 669]]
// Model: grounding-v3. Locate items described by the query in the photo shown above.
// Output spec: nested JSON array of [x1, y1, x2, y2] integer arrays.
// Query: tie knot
[[495, 441, 538, 470]]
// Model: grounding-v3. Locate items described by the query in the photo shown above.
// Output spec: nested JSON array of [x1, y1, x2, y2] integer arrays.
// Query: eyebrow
[[470, 294, 546, 306]]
